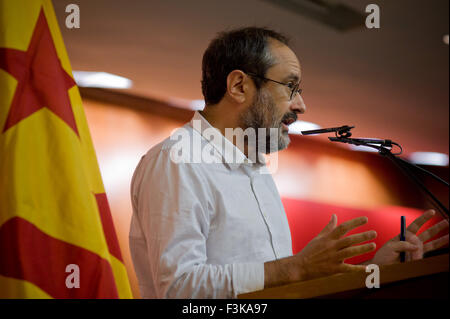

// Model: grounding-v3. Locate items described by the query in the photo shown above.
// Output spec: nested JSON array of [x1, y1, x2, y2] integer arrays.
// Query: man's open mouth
[[280, 115, 297, 131], [281, 117, 296, 126]]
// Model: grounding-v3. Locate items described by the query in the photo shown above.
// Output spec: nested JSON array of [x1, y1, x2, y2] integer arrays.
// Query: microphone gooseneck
[[301, 124, 449, 219]]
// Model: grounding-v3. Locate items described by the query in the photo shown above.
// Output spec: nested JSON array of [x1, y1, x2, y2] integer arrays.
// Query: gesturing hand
[[370, 209, 449, 265], [294, 214, 377, 281]]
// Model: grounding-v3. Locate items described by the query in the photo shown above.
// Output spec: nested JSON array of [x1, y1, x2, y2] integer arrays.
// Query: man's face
[[239, 87, 288, 153], [238, 40, 306, 154]]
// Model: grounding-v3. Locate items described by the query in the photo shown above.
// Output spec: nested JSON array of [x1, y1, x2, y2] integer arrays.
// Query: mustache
[[280, 112, 298, 125]]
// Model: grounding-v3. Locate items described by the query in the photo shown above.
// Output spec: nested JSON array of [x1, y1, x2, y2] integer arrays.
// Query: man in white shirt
[[129, 27, 449, 299]]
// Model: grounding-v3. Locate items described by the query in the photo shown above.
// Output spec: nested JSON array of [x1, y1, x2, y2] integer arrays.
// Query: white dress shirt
[[129, 111, 293, 299]]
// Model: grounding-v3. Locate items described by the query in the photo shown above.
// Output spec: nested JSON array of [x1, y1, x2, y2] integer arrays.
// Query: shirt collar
[[189, 111, 266, 170]]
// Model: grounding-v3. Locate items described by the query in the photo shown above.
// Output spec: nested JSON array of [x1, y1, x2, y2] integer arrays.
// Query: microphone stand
[[327, 132, 449, 221], [301, 125, 449, 256]]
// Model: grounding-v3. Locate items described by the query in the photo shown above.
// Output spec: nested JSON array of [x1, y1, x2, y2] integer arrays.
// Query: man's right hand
[[293, 214, 377, 281], [264, 215, 377, 288]]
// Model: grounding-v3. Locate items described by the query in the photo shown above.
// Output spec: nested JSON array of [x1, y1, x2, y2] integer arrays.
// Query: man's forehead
[[267, 40, 301, 81]]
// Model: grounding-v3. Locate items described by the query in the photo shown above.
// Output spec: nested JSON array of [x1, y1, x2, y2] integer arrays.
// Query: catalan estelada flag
[[0, 0, 132, 298]]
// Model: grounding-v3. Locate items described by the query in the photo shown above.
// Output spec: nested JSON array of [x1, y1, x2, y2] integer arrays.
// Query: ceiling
[[53, 0, 449, 156]]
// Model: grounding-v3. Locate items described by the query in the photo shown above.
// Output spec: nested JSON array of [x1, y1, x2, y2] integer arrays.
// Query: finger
[[338, 263, 367, 273], [423, 234, 449, 253], [409, 248, 423, 261], [407, 209, 435, 234], [390, 240, 419, 252], [329, 216, 368, 239], [335, 231, 377, 250], [318, 214, 337, 236], [405, 231, 422, 246], [335, 242, 376, 261], [418, 219, 449, 242]]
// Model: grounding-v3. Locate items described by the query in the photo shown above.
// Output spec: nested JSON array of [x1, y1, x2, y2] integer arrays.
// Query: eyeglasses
[[246, 72, 303, 101]]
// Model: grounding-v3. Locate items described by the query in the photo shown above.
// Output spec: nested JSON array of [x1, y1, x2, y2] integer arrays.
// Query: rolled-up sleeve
[[130, 149, 264, 298]]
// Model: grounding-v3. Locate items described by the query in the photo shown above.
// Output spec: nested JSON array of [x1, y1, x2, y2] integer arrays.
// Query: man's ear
[[226, 70, 252, 104]]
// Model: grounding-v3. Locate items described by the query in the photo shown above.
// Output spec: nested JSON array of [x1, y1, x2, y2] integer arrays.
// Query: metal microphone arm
[[378, 147, 449, 220], [301, 125, 449, 216], [328, 134, 449, 220], [301, 125, 354, 137]]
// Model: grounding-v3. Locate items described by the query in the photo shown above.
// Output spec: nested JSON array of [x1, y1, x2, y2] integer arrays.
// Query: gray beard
[[238, 89, 290, 155]]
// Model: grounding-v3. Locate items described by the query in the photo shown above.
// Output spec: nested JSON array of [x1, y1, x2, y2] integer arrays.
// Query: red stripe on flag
[[94, 193, 124, 262], [0, 217, 119, 298]]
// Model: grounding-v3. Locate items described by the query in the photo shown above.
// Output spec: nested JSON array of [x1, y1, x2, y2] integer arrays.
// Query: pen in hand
[[400, 216, 406, 262]]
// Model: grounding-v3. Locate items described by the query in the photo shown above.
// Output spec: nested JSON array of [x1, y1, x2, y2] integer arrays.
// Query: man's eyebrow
[[283, 74, 301, 83]]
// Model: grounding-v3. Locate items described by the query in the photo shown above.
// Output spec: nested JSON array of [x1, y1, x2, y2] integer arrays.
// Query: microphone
[[301, 125, 354, 136], [301, 125, 393, 148], [329, 137, 393, 147]]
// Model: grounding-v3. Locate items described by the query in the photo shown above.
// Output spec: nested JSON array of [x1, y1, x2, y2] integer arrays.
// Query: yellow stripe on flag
[[0, 275, 52, 299]]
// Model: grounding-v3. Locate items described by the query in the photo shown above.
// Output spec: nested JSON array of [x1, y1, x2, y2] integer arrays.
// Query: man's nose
[[291, 93, 306, 115]]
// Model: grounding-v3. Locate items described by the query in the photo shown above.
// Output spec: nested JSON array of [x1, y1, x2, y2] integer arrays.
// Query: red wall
[[282, 197, 446, 264]]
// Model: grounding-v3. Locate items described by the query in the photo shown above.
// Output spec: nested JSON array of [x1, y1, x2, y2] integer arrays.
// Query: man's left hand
[[368, 209, 449, 265]]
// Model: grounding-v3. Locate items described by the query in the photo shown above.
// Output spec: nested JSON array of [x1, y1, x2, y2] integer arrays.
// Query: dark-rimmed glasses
[[246, 72, 302, 101]]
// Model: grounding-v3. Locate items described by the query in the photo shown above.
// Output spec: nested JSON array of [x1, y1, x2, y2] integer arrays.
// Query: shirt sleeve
[[131, 148, 264, 298]]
